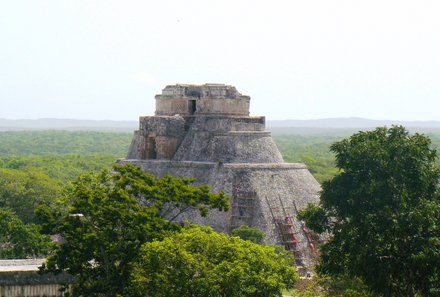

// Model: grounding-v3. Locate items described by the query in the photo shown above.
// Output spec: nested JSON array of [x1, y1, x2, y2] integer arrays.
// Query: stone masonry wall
[[118, 158, 320, 267], [127, 116, 186, 160], [155, 84, 251, 116], [171, 116, 283, 163]]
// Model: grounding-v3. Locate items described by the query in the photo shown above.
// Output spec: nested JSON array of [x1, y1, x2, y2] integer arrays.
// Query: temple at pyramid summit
[[119, 83, 321, 267]]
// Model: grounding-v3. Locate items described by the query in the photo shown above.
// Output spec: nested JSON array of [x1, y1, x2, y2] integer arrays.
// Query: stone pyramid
[[119, 84, 321, 267]]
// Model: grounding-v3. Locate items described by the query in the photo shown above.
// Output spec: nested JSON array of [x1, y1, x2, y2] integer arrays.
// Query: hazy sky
[[1, 0, 439, 121]]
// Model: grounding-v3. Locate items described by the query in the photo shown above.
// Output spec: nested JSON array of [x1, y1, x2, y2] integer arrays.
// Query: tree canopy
[[299, 126, 440, 297], [37, 164, 229, 297], [231, 224, 265, 244], [0, 168, 61, 223], [0, 208, 51, 259], [0, 131, 131, 156], [129, 225, 297, 297]]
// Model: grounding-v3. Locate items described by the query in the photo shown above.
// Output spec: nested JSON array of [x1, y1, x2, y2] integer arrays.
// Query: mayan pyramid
[[119, 83, 321, 267]]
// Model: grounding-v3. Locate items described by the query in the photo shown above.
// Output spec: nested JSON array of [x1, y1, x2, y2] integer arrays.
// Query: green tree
[[0, 208, 51, 259], [37, 164, 229, 297], [0, 168, 61, 223], [128, 225, 297, 297], [231, 225, 265, 244], [299, 126, 440, 297], [287, 274, 375, 297]]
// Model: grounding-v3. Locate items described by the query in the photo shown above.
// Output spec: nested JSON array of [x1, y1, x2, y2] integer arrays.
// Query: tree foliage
[[299, 126, 440, 296], [0, 168, 61, 223], [0, 209, 51, 259], [288, 274, 375, 297], [129, 225, 297, 297], [273, 134, 342, 183], [0, 131, 131, 156], [231, 225, 265, 244], [0, 154, 120, 182], [37, 164, 229, 297]]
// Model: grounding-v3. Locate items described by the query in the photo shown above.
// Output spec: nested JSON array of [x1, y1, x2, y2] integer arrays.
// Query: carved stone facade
[[155, 84, 250, 116], [120, 83, 321, 268]]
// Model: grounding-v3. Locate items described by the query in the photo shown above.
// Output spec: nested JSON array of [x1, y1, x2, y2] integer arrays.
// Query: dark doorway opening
[[146, 136, 156, 159], [188, 100, 197, 114]]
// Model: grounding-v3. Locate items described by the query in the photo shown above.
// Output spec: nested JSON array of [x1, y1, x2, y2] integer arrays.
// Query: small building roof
[[0, 259, 44, 272]]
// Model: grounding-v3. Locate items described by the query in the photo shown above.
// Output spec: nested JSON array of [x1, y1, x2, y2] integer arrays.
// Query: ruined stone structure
[[120, 84, 321, 267]]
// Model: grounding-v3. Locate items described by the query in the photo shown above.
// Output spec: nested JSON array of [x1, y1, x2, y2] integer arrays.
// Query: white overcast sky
[[1, 0, 439, 121]]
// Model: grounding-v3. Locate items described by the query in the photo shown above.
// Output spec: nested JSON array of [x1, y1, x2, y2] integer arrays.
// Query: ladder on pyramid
[[292, 201, 320, 266], [265, 195, 305, 266]]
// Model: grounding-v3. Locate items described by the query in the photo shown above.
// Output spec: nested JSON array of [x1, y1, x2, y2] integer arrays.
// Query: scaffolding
[[265, 195, 305, 266], [292, 201, 320, 265]]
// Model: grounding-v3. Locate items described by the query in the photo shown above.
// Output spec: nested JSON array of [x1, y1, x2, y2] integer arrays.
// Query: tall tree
[[37, 164, 229, 297], [299, 126, 440, 297], [128, 225, 297, 297]]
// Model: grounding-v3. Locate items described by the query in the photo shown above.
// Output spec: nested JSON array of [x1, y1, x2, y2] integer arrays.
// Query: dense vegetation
[[0, 131, 132, 259], [0, 131, 131, 185], [131, 225, 297, 297], [37, 164, 296, 297], [1, 129, 438, 185], [273, 134, 340, 183], [0, 208, 51, 259], [1, 129, 439, 296], [273, 130, 440, 183], [0, 130, 132, 156], [299, 126, 440, 296]]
